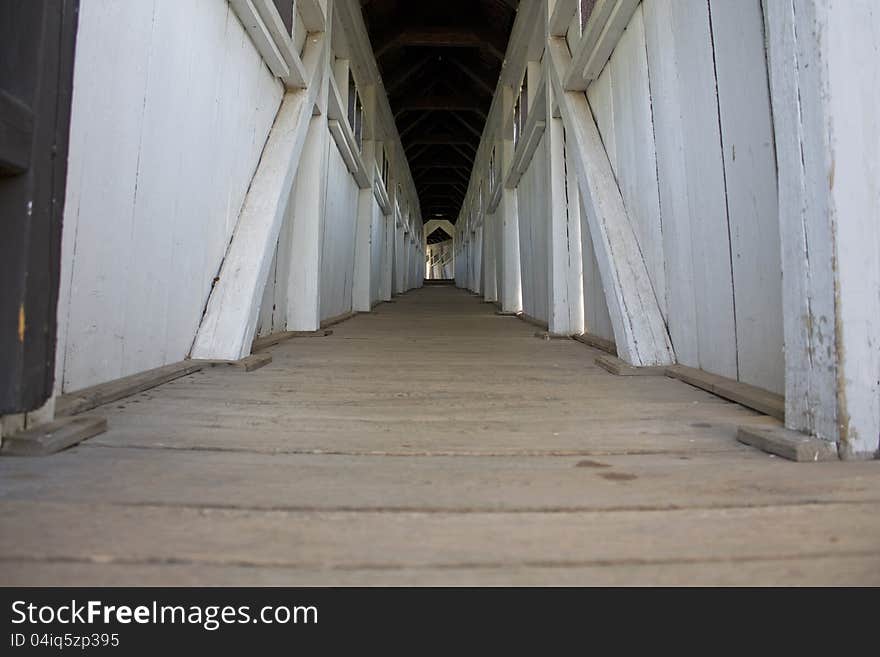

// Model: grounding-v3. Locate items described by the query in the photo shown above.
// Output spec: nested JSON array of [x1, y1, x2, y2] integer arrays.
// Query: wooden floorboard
[[1, 286, 878, 585]]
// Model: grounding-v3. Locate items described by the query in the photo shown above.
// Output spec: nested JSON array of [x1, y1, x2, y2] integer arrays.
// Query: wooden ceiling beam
[[408, 148, 472, 166], [447, 111, 483, 138], [399, 110, 434, 138], [405, 135, 479, 147], [413, 163, 472, 172], [375, 27, 504, 61], [393, 96, 488, 119], [449, 144, 477, 162], [385, 54, 436, 94], [418, 175, 470, 186], [447, 57, 496, 96]]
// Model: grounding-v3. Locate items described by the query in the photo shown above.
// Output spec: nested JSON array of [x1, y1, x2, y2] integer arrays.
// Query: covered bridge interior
[[0, 0, 878, 585]]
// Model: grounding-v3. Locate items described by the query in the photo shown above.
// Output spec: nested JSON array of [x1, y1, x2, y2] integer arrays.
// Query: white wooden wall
[[578, 195, 614, 341], [516, 135, 551, 323], [320, 141, 360, 320], [369, 203, 385, 304], [585, 0, 783, 393], [445, 0, 878, 455], [56, 0, 283, 392]]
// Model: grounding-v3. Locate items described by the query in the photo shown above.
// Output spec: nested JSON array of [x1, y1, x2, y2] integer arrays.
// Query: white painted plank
[[369, 200, 383, 303], [563, 130, 585, 336], [642, 0, 698, 368], [252, 0, 308, 87], [550, 0, 578, 37], [547, 110, 583, 335], [255, 242, 279, 337], [765, 0, 880, 458], [668, 0, 737, 378], [56, 0, 157, 391], [57, 0, 283, 390], [564, 0, 640, 91], [229, 0, 291, 79], [585, 63, 616, 172], [579, 195, 614, 340], [191, 32, 327, 358], [298, 0, 327, 32], [285, 110, 330, 331], [382, 213, 394, 301], [709, 0, 783, 394], [549, 37, 673, 366], [120, 0, 183, 376], [353, 139, 376, 312], [826, 0, 880, 458], [516, 134, 550, 323], [606, 6, 665, 319], [320, 138, 360, 320], [482, 212, 498, 302]]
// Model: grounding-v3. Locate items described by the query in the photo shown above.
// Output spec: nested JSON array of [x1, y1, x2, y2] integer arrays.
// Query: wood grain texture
[[666, 0, 736, 379], [642, 0, 697, 367], [549, 36, 673, 367], [516, 134, 550, 324], [603, 5, 665, 318], [192, 31, 327, 356], [765, 0, 880, 458], [320, 138, 360, 321], [709, 0, 783, 394], [0, 416, 106, 457], [58, 0, 284, 387], [3, 287, 878, 585]]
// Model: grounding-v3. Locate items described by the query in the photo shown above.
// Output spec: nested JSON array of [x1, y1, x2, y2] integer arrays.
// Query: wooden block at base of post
[[320, 311, 357, 329], [1, 416, 107, 457], [252, 329, 333, 352], [737, 425, 839, 462], [533, 331, 572, 341], [572, 332, 617, 356], [595, 354, 667, 376], [194, 353, 273, 372]]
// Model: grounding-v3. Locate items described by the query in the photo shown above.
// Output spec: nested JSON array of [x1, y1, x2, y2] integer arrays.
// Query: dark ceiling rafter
[[362, 0, 518, 223], [446, 56, 496, 96], [446, 111, 484, 139], [374, 26, 505, 61], [384, 54, 436, 93], [393, 95, 489, 120], [405, 135, 479, 147], [408, 146, 473, 164], [448, 144, 476, 162], [399, 110, 434, 138]]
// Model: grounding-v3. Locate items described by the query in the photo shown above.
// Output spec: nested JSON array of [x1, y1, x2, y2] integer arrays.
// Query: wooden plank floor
[[1, 286, 879, 585]]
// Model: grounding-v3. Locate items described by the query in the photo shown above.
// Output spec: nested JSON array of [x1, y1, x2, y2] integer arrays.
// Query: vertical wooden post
[[563, 135, 585, 335], [483, 212, 498, 302], [352, 85, 376, 312], [499, 87, 523, 314], [546, 73, 583, 336], [765, 0, 880, 459], [285, 99, 330, 331], [472, 226, 483, 294], [381, 206, 394, 301], [284, 3, 334, 331]]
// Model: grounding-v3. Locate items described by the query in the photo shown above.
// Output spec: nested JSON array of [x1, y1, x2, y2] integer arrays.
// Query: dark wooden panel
[[0, 90, 34, 175], [0, 0, 80, 413]]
